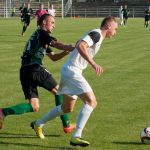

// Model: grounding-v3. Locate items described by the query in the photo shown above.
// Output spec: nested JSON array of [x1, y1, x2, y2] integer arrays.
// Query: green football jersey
[[122, 8, 129, 16], [21, 28, 53, 67]]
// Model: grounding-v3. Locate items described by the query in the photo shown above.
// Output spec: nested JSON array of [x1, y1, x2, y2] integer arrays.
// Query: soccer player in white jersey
[[48, 4, 56, 17], [31, 16, 118, 147], [119, 5, 123, 26]]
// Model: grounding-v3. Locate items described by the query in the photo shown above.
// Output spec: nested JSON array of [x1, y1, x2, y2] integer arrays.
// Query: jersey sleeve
[[38, 29, 57, 46], [82, 31, 100, 47], [46, 46, 53, 54]]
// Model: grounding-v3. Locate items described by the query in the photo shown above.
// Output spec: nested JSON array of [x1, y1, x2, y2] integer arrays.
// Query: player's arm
[[39, 30, 74, 51], [46, 46, 69, 61], [39, 30, 74, 59], [50, 39, 74, 52], [76, 40, 103, 76]]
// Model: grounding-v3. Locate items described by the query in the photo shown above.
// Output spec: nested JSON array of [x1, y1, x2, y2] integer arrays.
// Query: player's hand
[[92, 63, 103, 76], [67, 44, 74, 51], [64, 50, 70, 55]]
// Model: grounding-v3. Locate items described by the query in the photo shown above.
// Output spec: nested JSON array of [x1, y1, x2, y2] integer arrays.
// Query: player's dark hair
[[38, 14, 51, 26], [100, 16, 116, 28]]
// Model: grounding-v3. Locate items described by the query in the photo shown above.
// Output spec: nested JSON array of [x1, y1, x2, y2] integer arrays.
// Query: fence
[[0, 0, 62, 17], [67, 7, 145, 18], [0, 2, 146, 18]]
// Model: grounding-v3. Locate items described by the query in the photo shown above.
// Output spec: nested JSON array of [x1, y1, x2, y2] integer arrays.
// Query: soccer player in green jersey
[[144, 6, 150, 28], [0, 14, 75, 137], [122, 4, 130, 26], [19, 3, 26, 25], [21, 3, 34, 36]]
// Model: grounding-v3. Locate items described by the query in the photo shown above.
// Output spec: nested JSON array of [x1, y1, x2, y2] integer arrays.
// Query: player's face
[[40, 4, 44, 10], [45, 16, 55, 33], [106, 21, 118, 38]]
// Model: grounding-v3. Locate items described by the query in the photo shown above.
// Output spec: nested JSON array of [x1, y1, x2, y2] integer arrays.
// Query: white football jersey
[[63, 29, 104, 71], [48, 8, 56, 17]]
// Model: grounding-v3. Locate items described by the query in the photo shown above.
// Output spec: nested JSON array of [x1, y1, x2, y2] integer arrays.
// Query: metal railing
[[67, 7, 145, 18], [0, 2, 146, 18]]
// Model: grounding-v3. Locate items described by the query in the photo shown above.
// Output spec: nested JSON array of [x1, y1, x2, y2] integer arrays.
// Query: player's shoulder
[[37, 29, 50, 38], [88, 29, 101, 43], [37, 28, 46, 33], [42, 10, 47, 13]]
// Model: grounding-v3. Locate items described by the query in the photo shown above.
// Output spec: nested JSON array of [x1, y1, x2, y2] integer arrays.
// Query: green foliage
[[0, 17, 150, 150]]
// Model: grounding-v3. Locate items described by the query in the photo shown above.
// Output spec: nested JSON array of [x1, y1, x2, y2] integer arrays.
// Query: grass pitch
[[0, 17, 150, 150]]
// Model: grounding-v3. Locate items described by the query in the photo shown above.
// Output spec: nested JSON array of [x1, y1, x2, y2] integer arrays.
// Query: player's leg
[[145, 22, 147, 28], [0, 101, 33, 129], [54, 93, 76, 133], [144, 21, 146, 28], [43, 69, 75, 131], [22, 21, 26, 33], [120, 15, 123, 26], [30, 67, 75, 137], [22, 21, 27, 36], [30, 99, 45, 139], [70, 91, 97, 147], [35, 94, 75, 125], [31, 94, 76, 139], [144, 18, 147, 28], [0, 67, 39, 129], [123, 16, 126, 26], [147, 20, 149, 28], [125, 16, 128, 25], [146, 21, 148, 28], [124, 18, 127, 25], [22, 19, 30, 36], [120, 18, 123, 26], [0, 99, 35, 129], [0, 78, 36, 120]]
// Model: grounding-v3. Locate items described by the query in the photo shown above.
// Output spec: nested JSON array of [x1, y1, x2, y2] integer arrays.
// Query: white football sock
[[36, 105, 64, 127], [73, 104, 94, 138]]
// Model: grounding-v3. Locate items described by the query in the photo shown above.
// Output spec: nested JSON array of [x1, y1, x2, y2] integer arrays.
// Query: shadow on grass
[[0, 132, 61, 138], [0, 141, 77, 150], [113, 141, 150, 145]]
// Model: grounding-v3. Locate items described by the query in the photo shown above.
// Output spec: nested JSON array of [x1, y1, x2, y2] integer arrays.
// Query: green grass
[[0, 17, 150, 150]]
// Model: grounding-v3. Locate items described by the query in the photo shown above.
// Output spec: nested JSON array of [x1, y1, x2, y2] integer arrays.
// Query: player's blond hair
[[100, 16, 117, 28]]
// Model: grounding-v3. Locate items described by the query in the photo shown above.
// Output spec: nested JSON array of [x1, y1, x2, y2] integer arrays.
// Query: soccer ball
[[140, 127, 150, 143]]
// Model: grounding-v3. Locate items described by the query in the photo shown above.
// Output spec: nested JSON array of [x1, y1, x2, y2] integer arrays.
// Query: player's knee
[[29, 98, 40, 112], [87, 99, 97, 109], [93, 100, 97, 108], [32, 106, 40, 112], [51, 85, 59, 95], [62, 107, 74, 113]]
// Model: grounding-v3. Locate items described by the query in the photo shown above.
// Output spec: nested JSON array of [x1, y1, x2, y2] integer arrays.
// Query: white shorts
[[58, 66, 93, 100]]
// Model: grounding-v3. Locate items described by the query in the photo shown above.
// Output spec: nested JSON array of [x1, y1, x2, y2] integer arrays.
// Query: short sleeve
[[82, 31, 100, 47], [46, 46, 53, 54], [38, 29, 57, 46]]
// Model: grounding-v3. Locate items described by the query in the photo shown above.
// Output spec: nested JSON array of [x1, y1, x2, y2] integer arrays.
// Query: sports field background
[[0, 17, 150, 150]]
